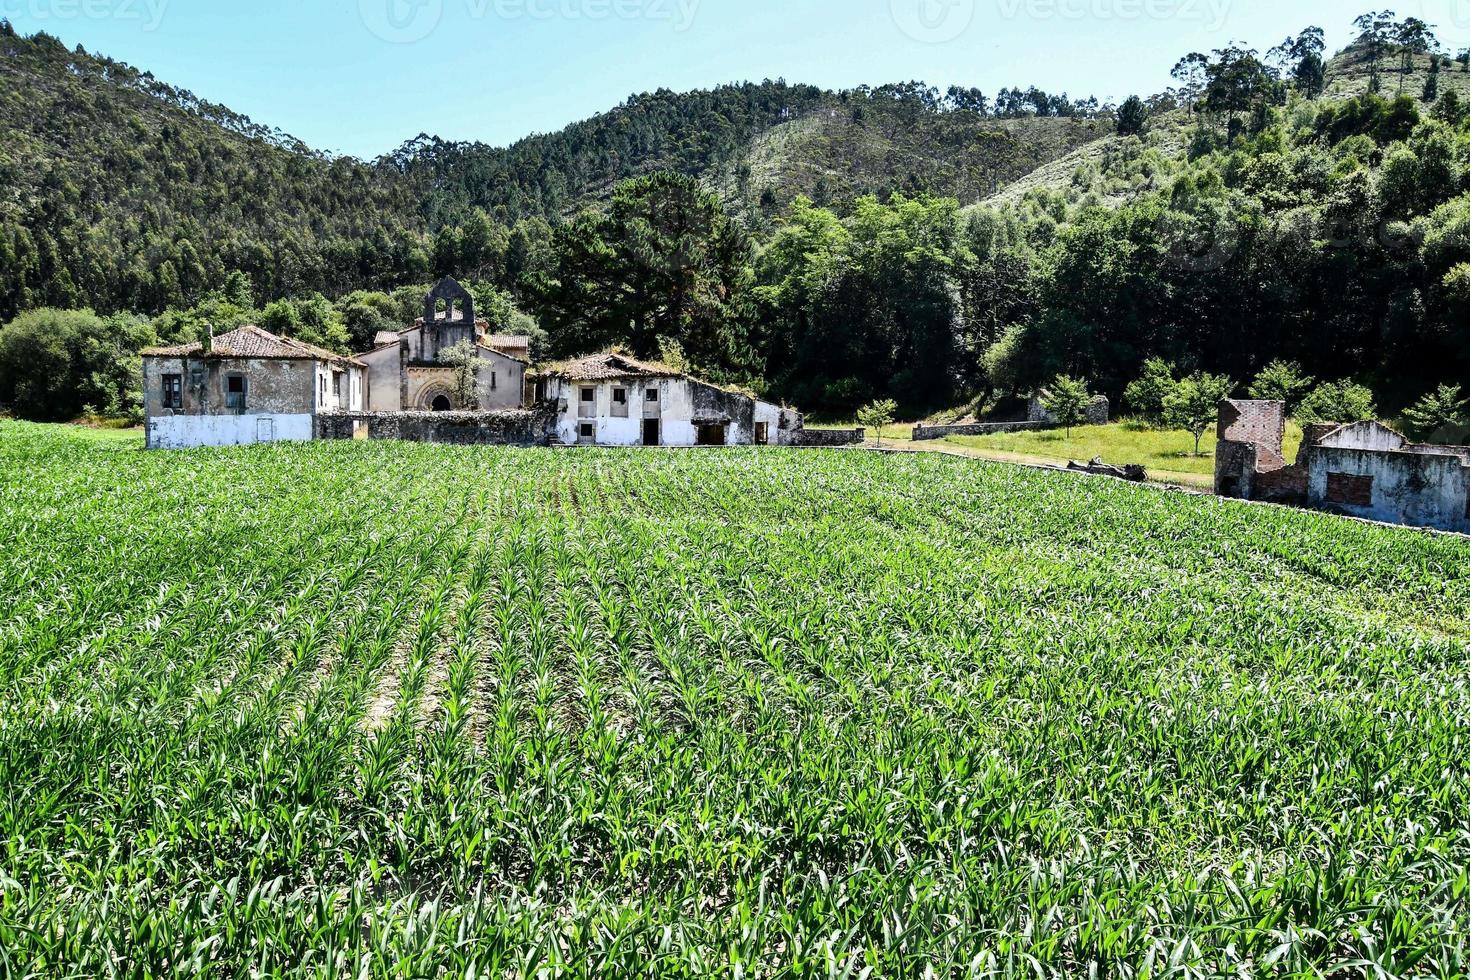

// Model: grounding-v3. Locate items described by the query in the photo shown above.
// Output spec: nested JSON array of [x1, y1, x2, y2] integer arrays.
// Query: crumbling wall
[[913, 421, 1047, 442], [1305, 446, 1470, 533], [793, 427, 866, 447], [1215, 400, 1297, 502], [1028, 395, 1111, 426], [317, 409, 554, 446]]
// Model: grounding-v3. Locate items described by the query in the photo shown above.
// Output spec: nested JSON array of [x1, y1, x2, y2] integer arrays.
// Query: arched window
[[431, 395, 453, 412]]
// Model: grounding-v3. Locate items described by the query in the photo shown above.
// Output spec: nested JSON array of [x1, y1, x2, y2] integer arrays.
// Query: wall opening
[[226, 374, 247, 411], [642, 419, 661, 446], [578, 422, 595, 445], [1326, 472, 1374, 507], [755, 422, 769, 446], [431, 395, 453, 412], [696, 423, 728, 447]]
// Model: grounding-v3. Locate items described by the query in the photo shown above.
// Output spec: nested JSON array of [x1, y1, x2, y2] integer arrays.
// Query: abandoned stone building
[[537, 352, 804, 447], [358, 278, 529, 413], [141, 325, 367, 449], [142, 279, 818, 450], [1216, 399, 1470, 534]]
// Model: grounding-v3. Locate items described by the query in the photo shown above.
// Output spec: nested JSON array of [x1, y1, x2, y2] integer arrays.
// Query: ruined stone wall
[[1028, 395, 1111, 427], [1215, 400, 1294, 501], [792, 427, 866, 447], [913, 421, 1047, 442], [316, 409, 554, 446], [1304, 446, 1470, 534]]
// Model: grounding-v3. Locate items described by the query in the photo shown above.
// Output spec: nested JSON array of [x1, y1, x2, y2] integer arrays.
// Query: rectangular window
[[225, 374, 247, 411], [332, 372, 342, 397], [581, 387, 595, 403], [646, 388, 660, 403], [491, 371, 498, 392], [613, 388, 627, 404], [162, 374, 183, 410], [1326, 472, 1374, 507]]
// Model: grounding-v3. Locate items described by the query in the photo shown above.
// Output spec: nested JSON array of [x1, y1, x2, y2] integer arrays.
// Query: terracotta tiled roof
[[485, 334, 531, 350], [541, 352, 684, 382], [143, 325, 366, 368]]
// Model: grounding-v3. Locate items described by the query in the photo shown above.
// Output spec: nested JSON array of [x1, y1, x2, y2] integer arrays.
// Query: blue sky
[[7, 0, 1469, 158]]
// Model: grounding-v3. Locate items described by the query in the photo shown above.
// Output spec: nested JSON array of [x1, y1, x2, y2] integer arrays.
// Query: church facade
[[358, 278, 529, 413]]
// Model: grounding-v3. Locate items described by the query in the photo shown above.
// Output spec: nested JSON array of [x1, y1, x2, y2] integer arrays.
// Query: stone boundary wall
[[317, 409, 553, 446], [912, 421, 1047, 442], [793, 427, 866, 447]]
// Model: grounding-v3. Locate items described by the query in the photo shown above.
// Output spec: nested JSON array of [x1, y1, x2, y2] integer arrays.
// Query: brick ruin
[[1215, 400, 1470, 534]]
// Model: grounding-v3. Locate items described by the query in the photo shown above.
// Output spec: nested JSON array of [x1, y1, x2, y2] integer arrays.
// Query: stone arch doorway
[[431, 394, 453, 412]]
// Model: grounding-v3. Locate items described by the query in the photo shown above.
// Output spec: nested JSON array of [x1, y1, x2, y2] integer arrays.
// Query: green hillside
[[0, 21, 1116, 322]]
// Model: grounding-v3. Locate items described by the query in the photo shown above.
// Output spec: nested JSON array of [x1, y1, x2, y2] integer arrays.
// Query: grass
[[907, 422, 1304, 489], [2, 419, 1469, 977]]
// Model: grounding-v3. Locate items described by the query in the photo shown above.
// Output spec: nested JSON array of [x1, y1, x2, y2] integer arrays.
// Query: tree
[[1116, 96, 1149, 137], [1433, 90, 1465, 125], [0, 308, 155, 421], [1247, 360, 1315, 412], [1269, 27, 1327, 97], [1424, 53, 1441, 103], [857, 398, 898, 448], [1401, 384, 1468, 440], [1124, 358, 1178, 427], [1354, 11, 1398, 95], [439, 340, 488, 410], [1163, 371, 1233, 456], [1297, 381, 1378, 424], [1395, 17, 1439, 95], [535, 173, 752, 377], [1041, 375, 1092, 438]]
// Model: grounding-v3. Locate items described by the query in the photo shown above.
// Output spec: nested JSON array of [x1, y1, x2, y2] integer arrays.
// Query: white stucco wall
[[360, 346, 402, 412], [145, 414, 315, 450], [1306, 446, 1470, 533]]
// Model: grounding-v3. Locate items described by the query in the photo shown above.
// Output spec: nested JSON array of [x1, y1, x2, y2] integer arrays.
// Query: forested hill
[[0, 20, 1116, 321], [0, 26, 428, 320], [395, 84, 1111, 228]]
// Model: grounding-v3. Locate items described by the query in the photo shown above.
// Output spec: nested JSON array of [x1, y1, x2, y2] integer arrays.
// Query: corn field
[[2, 420, 1469, 978]]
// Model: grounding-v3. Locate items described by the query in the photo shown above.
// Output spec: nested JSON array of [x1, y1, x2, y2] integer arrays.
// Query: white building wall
[[360, 346, 402, 412], [1306, 446, 1470, 534], [146, 414, 315, 450]]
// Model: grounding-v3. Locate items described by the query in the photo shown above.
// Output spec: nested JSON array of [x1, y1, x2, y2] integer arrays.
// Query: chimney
[[203, 324, 215, 355]]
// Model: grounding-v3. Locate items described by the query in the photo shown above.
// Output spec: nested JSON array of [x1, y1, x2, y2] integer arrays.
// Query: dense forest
[[2, 13, 1468, 429]]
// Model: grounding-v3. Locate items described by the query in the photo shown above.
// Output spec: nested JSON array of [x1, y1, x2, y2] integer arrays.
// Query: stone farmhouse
[[142, 278, 839, 450], [1216, 399, 1470, 534], [538, 351, 803, 447], [141, 325, 367, 450]]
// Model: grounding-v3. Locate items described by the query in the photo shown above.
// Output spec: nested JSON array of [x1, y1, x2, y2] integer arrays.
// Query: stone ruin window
[[612, 387, 629, 418], [332, 372, 343, 399], [162, 374, 182, 410], [226, 374, 247, 411], [646, 388, 660, 403], [491, 371, 498, 392]]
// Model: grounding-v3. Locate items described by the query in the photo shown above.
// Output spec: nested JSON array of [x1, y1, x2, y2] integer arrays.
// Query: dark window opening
[[431, 395, 453, 412], [581, 387, 595, 403], [696, 423, 728, 447], [491, 371, 497, 392], [579, 422, 595, 442], [613, 388, 627, 404], [332, 372, 342, 397], [645, 388, 660, 403], [755, 422, 770, 446], [162, 374, 183, 410], [226, 374, 247, 411]]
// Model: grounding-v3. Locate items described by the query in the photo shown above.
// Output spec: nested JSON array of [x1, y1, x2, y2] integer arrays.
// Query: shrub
[[1296, 381, 1378, 425]]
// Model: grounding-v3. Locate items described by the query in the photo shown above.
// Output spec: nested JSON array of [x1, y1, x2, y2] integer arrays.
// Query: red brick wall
[[1326, 472, 1375, 507]]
